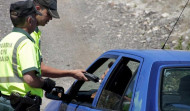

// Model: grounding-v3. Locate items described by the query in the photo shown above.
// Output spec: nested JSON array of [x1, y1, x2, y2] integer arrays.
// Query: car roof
[[106, 49, 190, 62]]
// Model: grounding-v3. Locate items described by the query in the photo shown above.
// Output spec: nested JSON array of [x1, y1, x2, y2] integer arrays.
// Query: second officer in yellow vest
[[31, 0, 88, 81]]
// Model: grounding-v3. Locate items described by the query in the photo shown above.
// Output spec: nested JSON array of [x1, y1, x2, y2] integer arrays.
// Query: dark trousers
[[0, 94, 41, 111]]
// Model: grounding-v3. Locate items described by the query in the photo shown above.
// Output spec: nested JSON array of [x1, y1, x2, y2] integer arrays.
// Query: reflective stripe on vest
[[0, 36, 26, 83]]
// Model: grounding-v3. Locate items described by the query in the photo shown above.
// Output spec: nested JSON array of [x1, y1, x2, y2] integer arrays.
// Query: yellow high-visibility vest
[[0, 27, 43, 97], [31, 27, 43, 62], [31, 27, 41, 50]]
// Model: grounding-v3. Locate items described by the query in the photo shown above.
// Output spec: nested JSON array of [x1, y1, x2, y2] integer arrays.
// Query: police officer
[[32, 0, 88, 80], [0, 0, 56, 111]]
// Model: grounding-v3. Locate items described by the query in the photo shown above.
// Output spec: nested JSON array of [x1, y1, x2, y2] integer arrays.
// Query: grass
[[174, 36, 183, 50]]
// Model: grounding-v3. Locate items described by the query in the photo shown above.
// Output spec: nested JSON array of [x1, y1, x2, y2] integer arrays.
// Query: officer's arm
[[23, 71, 44, 88], [41, 62, 88, 81]]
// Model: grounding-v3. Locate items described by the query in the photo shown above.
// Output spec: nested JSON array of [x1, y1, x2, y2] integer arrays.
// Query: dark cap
[[35, 0, 60, 18], [10, 0, 42, 17]]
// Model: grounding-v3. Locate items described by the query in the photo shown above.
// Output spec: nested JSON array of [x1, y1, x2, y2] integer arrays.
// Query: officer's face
[[36, 6, 52, 26]]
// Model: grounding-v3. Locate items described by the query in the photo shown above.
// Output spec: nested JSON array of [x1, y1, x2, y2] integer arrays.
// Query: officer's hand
[[71, 69, 88, 81], [42, 78, 56, 93]]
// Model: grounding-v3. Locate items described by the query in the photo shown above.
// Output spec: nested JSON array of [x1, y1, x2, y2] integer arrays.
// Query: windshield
[[161, 68, 190, 111]]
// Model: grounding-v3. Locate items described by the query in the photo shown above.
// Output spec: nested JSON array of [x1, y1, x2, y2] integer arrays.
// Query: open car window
[[161, 67, 190, 111], [72, 58, 116, 105], [80, 59, 115, 91]]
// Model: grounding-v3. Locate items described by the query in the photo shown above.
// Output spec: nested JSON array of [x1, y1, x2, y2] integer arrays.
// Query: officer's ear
[[26, 16, 35, 27], [27, 16, 32, 25]]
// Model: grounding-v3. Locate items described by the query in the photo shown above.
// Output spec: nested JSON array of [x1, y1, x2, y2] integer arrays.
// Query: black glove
[[42, 78, 56, 93], [45, 86, 64, 100]]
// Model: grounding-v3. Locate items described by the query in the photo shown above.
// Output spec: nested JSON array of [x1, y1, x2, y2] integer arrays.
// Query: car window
[[121, 74, 137, 111], [161, 68, 190, 111], [97, 57, 140, 110], [72, 58, 116, 105], [80, 59, 115, 91]]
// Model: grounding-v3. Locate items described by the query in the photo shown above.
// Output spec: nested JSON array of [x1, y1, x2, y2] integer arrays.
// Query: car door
[[59, 54, 119, 111], [60, 52, 143, 111]]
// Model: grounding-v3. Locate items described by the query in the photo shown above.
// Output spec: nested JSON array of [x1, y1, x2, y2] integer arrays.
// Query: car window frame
[[159, 63, 190, 111], [144, 61, 190, 111], [94, 53, 144, 110]]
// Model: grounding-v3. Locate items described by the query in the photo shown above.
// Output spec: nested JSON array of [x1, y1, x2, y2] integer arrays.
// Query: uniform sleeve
[[18, 41, 39, 75]]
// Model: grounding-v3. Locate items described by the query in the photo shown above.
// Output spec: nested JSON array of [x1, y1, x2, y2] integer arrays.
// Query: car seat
[[112, 64, 132, 96]]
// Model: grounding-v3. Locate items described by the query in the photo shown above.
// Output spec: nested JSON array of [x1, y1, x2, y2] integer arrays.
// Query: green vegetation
[[186, 42, 190, 50], [161, 36, 190, 50], [174, 36, 183, 50], [167, 36, 190, 50]]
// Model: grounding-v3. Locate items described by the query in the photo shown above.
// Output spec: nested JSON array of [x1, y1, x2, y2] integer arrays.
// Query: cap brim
[[48, 9, 60, 19]]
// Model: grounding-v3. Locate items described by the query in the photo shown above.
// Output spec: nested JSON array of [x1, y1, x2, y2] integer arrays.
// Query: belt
[[1, 93, 10, 100]]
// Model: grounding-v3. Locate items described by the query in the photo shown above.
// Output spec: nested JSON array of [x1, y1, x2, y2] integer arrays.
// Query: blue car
[[45, 49, 190, 111]]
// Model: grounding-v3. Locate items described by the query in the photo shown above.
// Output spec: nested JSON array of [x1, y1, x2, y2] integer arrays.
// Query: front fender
[[44, 100, 62, 111]]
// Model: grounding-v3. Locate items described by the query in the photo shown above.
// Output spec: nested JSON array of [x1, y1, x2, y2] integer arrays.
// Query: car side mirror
[[45, 86, 65, 100]]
